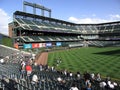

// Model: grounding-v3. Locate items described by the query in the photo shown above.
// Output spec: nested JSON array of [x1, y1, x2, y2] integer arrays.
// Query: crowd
[[0, 52, 120, 90], [18, 57, 120, 90]]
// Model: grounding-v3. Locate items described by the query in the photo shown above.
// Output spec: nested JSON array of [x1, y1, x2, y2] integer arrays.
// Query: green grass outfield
[[48, 47, 120, 81]]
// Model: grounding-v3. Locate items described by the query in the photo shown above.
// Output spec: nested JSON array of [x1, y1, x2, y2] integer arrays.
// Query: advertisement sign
[[14, 43, 19, 49], [56, 42, 62, 46], [42, 43, 46, 47], [39, 43, 42, 48], [23, 44, 32, 49], [32, 43, 40, 48], [46, 42, 52, 47]]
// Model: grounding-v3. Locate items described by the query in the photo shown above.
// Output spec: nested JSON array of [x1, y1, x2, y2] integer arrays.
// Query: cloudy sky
[[0, 0, 120, 35]]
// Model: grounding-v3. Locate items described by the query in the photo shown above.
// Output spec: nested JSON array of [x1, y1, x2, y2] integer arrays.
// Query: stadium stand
[[0, 50, 120, 90], [10, 11, 120, 48], [0, 45, 120, 90]]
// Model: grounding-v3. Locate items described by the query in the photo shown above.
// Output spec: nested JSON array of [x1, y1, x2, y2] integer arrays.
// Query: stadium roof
[[14, 11, 76, 25], [14, 11, 120, 26]]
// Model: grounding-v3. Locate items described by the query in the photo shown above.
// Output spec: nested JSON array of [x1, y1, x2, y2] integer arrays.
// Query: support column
[[41, 9, 44, 16], [33, 7, 36, 15], [49, 10, 51, 18], [23, 4, 26, 12]]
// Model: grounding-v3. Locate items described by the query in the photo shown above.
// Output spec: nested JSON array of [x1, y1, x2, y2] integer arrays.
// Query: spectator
[[57, 76, 66, 84], [85, 79, 92, 90], [69, 72, 73, 79], [39, 64, 43, 71], [63, 69, 67, 76], [70, 72, 73, 77], [91, 73, 95, 80], [20, 61, 26, 79], [76, 72, 81, 80], [84, 71, 91, 80], [100, 81, 107, 88], [21, 61, 26, 66], [57, 76, 62, 83], [26, 64, 32, 76], [96, 73, 101, 81], [31, 74, 39, 85], [69, 83, 79, 90], [51, 66, 54, 71], [34, 62, 37, 66], [109, 81, 115, 89], [2, 76, 17, 90], [0, 58, 5, 64]]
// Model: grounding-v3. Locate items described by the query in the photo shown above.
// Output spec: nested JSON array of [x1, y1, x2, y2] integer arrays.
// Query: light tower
[[23, 1, 52, 18]]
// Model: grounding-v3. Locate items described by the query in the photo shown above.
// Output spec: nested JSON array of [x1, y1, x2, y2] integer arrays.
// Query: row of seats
[[20, 36, 80, 42], [15, 18, 79, 34], [15, 18, 120, 35], [0, 44, 31, 63], [88, 41, 120, 47], [0, 44, 19, 58], [1, 63, 120, 90]]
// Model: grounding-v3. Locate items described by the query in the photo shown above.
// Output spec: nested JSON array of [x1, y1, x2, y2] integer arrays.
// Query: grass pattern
[[48, 47, 120, 80]]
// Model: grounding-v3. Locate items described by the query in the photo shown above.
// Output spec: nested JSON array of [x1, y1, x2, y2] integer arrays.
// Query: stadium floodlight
[[23, 1, 51, 17]]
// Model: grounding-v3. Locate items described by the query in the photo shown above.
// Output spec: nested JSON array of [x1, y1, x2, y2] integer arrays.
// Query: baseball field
[[48, 47, 120, 81]]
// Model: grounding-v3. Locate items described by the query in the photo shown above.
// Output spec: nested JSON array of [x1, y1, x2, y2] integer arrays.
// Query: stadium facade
[[9, 1, 120, 49]]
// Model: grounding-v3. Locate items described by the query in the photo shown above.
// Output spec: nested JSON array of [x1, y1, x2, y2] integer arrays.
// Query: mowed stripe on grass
[[48, 47, 120, 80]]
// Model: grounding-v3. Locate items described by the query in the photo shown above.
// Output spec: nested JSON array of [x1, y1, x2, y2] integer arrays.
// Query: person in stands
[[95, 73, 101, 82], [85, 79, 92, 90], [31, 73, 39, 85], [20, 61, 26, 79], [2, 76, 17, 90], [69, 83, 79, 90], [25, 63, 32, 76], [0, 58, 5, 64], [84, 71, 91, 81], [76, 72, 81, 80]]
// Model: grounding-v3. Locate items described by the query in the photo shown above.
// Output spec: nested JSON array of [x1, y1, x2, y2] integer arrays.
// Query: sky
[[0, 0, 120, 35]]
